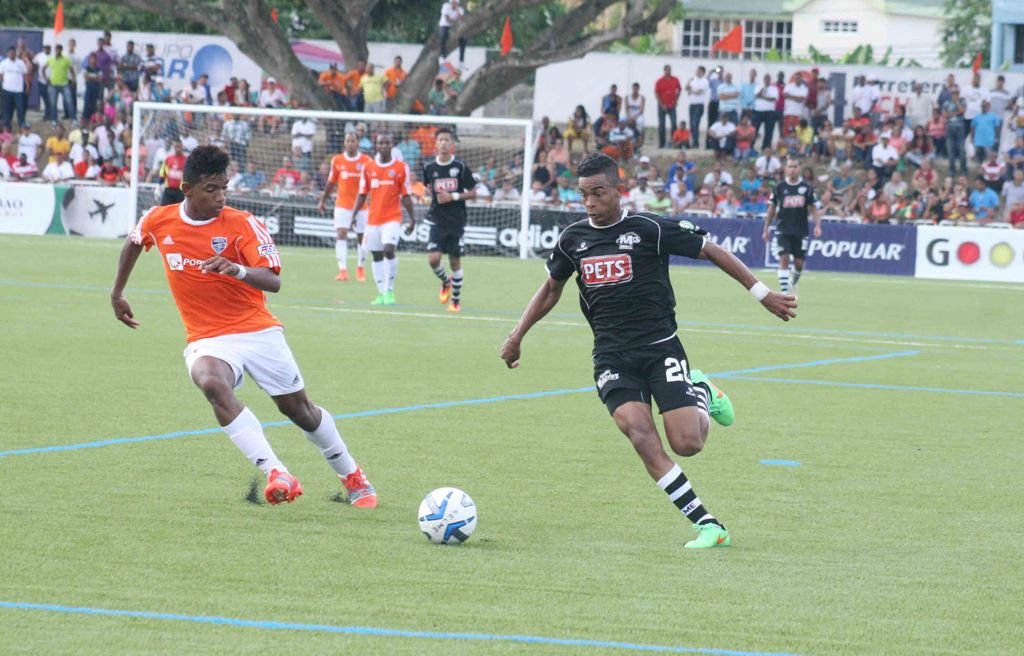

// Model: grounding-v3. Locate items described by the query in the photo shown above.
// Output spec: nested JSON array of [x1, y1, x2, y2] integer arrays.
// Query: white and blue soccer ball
[[418, 487, 477, 545]]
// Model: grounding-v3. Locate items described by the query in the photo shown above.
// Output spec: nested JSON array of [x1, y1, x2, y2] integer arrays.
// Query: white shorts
[[333, 207, 369, 232], [183, 327, 304, 397], [362, 221, 402, 251]]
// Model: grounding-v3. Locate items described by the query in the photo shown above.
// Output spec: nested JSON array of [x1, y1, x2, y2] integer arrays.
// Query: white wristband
[[234, 264, 247, 280], [749, 281, 770, 301], [452, 192, 460, 201]]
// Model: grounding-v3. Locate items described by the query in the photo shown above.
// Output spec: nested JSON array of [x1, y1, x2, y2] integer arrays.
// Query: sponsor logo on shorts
[[581, 254, 633, 287], [616, 232, 641, 250], [211, 236, 227, 254], [596, 369, 620, 389]]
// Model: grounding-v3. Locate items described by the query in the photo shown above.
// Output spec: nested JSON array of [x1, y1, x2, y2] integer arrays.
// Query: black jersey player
[[762, 157, 823, 294], [423, 126, 476, 312], [500, 153, 796, 550]]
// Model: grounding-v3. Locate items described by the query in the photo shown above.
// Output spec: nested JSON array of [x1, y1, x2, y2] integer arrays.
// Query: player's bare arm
[[699, 241, 797, 321], [351, 192, 367, 216], [401, 195, 416, 233], [200, 256, 281, 293], [812, 205, 823, 238], [317, 182, 335, 213], [762, 203, 776, 241], [500, 276, 567, 368], [111, 237, 144, 328]]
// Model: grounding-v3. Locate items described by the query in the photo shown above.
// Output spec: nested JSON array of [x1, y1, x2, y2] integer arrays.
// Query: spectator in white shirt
[[707, 114, 736, 160], [905, 82, 934, 129], [871, 135, 899, 181], [438, 0, 467, 66], [291, 116, 317, 172], [702, 161, 733, 188], [493, 177, 520, 202], [0, 45, 30, 130], [42, 151, 74, 182], [17, 124, 41, 161], [755, 146, 781, 177], [782, 74, 808, 137], [962, 72, 989, 124], [258, 77, 287, 134], [627, 177, 655, 212], [753, 72, 779, 150], [685, 66, 709, 149]]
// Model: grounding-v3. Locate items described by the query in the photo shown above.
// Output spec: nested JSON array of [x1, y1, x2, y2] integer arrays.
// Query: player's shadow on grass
[[245, 478, 264, 505]]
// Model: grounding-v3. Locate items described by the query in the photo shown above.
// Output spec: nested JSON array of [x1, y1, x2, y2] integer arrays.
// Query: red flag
[[971, 51, 982, 73], [54, 0, 65, 38], [711, 24, 743, 55], [271, 7, 279, 23], [500, 16, 514, 56]]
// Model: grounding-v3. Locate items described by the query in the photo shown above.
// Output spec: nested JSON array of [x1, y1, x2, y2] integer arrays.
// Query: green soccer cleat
[[684, 522, 730, 549], [690, 369, 735, 426], [382, 290, 396, 305], [370, 294, 387, 305]]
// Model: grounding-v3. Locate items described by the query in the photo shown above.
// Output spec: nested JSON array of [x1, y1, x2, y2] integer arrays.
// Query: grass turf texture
[[1, 234, 1021, 656]]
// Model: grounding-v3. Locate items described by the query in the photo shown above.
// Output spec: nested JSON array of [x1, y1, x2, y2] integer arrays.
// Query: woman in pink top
[[927, 108, 946, 157]]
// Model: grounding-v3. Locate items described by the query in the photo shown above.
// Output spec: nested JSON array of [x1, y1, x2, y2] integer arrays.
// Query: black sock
[[656, 464, 722, 528]]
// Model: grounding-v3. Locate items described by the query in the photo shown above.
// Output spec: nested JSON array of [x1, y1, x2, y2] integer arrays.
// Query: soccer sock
[[792, 267, 803, 286], [335, 239, 348, 271], [385, 256, 399, 292], [451, 268, 463, 304], [302, 406, 358, 477], [777, 268, 791, 293], [223, 407, 284, 475], [692, 383, 711, 419], [432, 264, 450, 286], [357, 240, 367, 267], [371, 259, 387, 294], [657, 464, 723, 528]]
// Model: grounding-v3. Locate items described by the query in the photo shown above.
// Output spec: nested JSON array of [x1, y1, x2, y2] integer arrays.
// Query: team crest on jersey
[[388, 169, 396, 178], [616, 232, 641, 250], [575, 241, 588, 252], [798, 186, 807, 195], [449, 167, 459, 177], [211, 236, 227, 254]]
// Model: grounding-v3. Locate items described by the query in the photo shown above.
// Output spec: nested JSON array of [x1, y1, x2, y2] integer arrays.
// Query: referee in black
[[423, 126, 476, 312], [762, 157, 822, 295]]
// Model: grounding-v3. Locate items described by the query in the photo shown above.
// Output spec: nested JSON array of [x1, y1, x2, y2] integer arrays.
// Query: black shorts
[[593, 337, 701, 415], [426, 223, 464, 257], [776, 233, 806, 258]]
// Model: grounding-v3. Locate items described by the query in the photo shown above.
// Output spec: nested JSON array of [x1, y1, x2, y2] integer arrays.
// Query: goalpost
[[129, 102, 534, 258]]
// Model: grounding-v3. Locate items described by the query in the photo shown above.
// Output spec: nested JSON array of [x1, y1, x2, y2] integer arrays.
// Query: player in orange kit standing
[[110, 145, 378, 508], [318, 131, 372, 282], [352, 132, 416, 305]]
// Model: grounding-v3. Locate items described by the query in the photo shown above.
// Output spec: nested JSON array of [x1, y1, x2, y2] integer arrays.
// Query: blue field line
[[0, 601, 797, 656], [3, 277, 1022, 347], [0, 387, 593, 458], [760, 460, 802, 467], [718, 375, 1024, 398], [710, 350, 919, 377]]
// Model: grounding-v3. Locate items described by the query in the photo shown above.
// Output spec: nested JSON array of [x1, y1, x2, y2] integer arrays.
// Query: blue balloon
[[192, 45, 232, 88]]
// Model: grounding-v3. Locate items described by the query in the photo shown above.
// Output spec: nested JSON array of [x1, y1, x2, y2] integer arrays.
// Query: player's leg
[[791, 238, 807, 292], [381, 222, 400, 304], [333, 208, 350, 280], [354, 210, 369, 280], [776, 237, 792, 292], [447, 238, 464, 312], [187, 351, 298, 504], [364, 227, 388, 303], [272, 390, 377, 508], [428, 224, 452, 302]]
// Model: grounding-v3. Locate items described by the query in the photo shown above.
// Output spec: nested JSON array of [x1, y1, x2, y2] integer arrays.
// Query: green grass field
[[1, 233, 1022, 655]]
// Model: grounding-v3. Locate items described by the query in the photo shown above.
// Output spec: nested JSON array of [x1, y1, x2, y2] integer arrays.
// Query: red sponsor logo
[[581, 254, 632, 286]]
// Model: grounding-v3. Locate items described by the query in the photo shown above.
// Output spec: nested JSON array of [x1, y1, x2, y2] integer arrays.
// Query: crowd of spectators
[[536, 66, 1024, 226]]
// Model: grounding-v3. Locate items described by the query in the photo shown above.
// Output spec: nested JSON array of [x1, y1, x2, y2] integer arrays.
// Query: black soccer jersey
[[423, 157, 476, 228], [770, 178, 816, 236], [546, 211, 707, 355]]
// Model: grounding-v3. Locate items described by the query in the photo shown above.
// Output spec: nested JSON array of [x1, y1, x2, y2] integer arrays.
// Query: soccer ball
[[418, 487, 477, 545]]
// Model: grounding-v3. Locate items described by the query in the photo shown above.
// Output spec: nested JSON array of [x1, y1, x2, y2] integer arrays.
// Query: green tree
[[940, 0, 992, 68]]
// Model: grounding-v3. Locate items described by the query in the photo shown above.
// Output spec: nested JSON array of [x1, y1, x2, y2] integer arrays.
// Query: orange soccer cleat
[[264, 469, 303, 505], [447, 301, 461, 313], [335, 269, 349, 282], [439, 281, 452, 304], [355, 266, 366, 282], [341, 467, 378, 508]]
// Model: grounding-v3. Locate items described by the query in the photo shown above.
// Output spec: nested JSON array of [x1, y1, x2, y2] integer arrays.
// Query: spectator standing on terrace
[[0, 46, 29, 130], [319, 62, 347, 110], [360, 64, 388, 113], [753, 73, 779, 150], [782, 73, 807, 137], [717, 72, 740, 124], [811, 78, 832, 133], [655, 65, 681, 149], [602, 84, 622, 119], [384, 56, 407, 112], [438, 0, 467, 67], [291, 114, 317, 172], [962, 73, 988, 131], [142, 43, 163, 80], [943, 86, 968, 176], [222, 114, 251, 168], [740, 68, 757, 117], [685, 66, 708, 149], [91, 38, 113, 91], [906, 82, 934, 129], [623, 83, 645, 149], [970, 100, 999, 163], [118, 41, 142, 93], [45, 44, 75, 125], [33, 45, 53, 122]]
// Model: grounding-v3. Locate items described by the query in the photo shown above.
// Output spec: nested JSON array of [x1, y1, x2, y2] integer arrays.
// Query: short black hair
[[183, 146, 230, 184], [576, 152, 619, 183], [435, 126, 454, 139]]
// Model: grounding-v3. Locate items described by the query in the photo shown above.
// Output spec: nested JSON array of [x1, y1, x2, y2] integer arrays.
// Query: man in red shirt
[[654, 64, 681, 149], [159, 140, 187, 205]]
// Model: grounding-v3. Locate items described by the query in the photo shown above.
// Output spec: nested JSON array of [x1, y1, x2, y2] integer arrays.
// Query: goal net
[[129, 102, 534, 258]]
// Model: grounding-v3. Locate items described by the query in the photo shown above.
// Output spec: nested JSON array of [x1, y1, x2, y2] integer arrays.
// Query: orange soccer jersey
[[327, 152, 372, 209], [130, 203, 282, 343], [359, 157, 410, 225]]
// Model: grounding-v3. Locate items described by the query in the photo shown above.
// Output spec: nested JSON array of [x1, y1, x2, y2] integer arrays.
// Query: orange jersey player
[[318, 131, 373, 282], [352, 132, 416, 306], [111, 145, 378, 509]]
